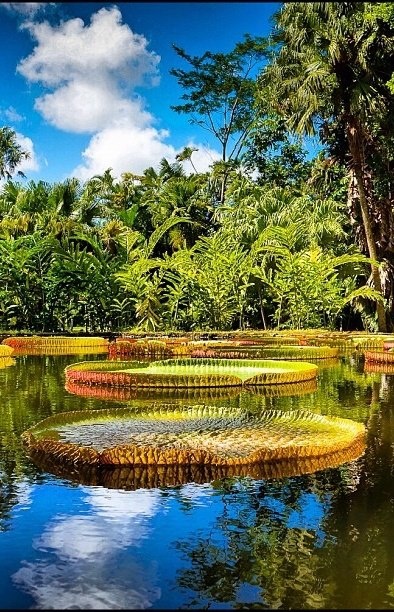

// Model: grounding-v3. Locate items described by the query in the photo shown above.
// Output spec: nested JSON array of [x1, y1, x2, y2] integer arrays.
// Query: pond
[[0, 352, 393, 609]]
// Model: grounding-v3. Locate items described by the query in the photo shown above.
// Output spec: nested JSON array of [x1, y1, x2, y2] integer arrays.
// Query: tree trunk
[[346, 122, 387, 332]]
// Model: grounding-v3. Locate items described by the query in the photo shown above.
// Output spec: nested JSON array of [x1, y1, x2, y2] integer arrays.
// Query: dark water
[[1, 353, 394, 609]]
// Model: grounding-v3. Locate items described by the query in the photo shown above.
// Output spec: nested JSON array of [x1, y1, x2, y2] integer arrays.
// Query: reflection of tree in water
[[317, 384, 394, 610], [0, 354, 106, 531], [173, 374, 394, 609], [173, 472, 350, 608]]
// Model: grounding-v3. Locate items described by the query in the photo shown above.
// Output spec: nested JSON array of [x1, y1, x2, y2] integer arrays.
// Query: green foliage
[[255, 227, 381, 329], [0, 126, 30, 180]]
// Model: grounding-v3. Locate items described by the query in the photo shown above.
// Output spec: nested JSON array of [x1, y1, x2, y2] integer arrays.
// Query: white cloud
[[1, 3, 48, 17], [15, 132, 40, 174], [72, 121, 176, 180], [2, 106, 24, 123], [34, 83, 152, 134], [12, 487, 162, 609], [73, 129, 221, 180], [17, 7, 160, 133], [180, 142, 221, 175], [13, 561, 160, 610], [17, 5, 221, 179], [33, 488, 161, 561]]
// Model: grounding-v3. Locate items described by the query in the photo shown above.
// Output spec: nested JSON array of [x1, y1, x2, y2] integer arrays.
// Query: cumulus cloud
[[16, 5, 221, 179], [17, 7, 160, 133], [7, 132, 40, 174], [15, 132, 40, 174], [73, 131, 221, 181], [72, 122, 176, 180], [1, 3, 49, 17]]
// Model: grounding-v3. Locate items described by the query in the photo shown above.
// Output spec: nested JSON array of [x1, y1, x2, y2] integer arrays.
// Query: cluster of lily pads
[[7, 329, 387, 487]]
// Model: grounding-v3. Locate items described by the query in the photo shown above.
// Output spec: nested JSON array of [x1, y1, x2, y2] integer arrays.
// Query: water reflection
[[0, 354, 393, 608], [12, 487, 162, 609], [26, 438, 366, 490]]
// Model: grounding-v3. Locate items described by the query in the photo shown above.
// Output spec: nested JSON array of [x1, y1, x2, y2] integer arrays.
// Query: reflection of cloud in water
[[87, 486, 162, 520], [14, 481, 33, 511], [176, 482, 213, 505], [12, 487, 162, 609], [13, 560, 160, 610]]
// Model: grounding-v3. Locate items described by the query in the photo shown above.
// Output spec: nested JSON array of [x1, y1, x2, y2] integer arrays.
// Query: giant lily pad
[[364, 362, 394, 375], [65, 377, 318, 402], [11, 346, 108, 356], [0, 357, 15, 368], [22, 405, 365, 472], [191, 345, 339, 360], [65, 358, 319, 388], [0, 344, 14, 357], [2, 336, 108, 349], [364, 350, 394, 364], [26, 442, 366, 490]]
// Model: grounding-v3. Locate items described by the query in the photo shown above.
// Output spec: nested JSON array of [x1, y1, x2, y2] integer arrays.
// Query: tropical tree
[[116, 217, 191, 330], [243, 113, 311, 188], [164, 231, 258, 330], [254, 225, 383, 329], [170, 35, 268, 204], [261, 2, 394, 331], [0, 126, 30, 180]]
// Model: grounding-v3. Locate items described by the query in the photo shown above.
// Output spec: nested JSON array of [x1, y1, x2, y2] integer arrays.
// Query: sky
[[0, 1, 281, 184]]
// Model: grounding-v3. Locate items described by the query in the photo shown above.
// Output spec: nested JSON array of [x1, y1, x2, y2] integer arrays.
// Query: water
[[0, 353, 394, 609]]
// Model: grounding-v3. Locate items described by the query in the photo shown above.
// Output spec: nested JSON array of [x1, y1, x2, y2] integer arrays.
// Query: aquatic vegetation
[[191, 345, 338, 360], [21, 405, 365, 474], [10, 346, 108, 356], [2, 336, 108, 349], [65, 357, 319, 388], [364, 362, 394, 375], [65, 380, 243, 402], [0, 357, 15, 368], [190, 336, 302, 348], [25, 442, 366, 490], [364, 350, 394, 364], [0, 345, 14, 357], [65, 377, 318, 403]]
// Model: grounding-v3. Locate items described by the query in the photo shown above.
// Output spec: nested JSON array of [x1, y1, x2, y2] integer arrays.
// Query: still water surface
[[0, 353, 394, 609]]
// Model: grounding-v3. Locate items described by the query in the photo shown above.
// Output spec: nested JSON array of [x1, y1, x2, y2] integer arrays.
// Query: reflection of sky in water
[[12, 486, 163, 609], [6, 478, 331, 609]]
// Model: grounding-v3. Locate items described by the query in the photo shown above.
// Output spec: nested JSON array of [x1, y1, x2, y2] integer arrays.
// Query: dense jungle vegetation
[[1, 2, 394, 334]]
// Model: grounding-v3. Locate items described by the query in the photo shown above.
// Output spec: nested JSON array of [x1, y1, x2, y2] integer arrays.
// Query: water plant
[[364, 350, 394, 364], [191, 345, 338, 360], [25, 442, 366, 490], [0, 345, 13, 357], [65, 357, 319, 388], [65, 377, 318, 403], [2, 336, 108, 349], [21, 405, 365, 474], [0, 357, 15, 368]]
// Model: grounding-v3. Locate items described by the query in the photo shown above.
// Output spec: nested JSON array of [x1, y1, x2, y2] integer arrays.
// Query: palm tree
[[262, 2, 394, 331], [176, 146, 199, 173], [0, 126, 30, 180], [254, 224, 383, 329]]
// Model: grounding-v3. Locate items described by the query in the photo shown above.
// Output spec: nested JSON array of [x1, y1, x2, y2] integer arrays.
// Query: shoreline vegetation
[[2, 5, 394, 335]]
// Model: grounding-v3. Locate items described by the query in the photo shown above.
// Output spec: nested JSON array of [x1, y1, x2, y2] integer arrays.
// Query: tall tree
[[261, 2, 394, 331], [170, 35, 268, 204]]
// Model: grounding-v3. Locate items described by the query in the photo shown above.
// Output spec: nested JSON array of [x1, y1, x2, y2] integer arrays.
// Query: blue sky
[[0, 2, 281, 184]]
